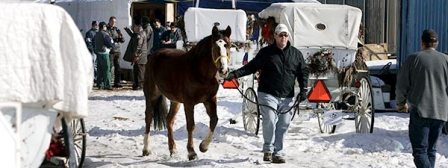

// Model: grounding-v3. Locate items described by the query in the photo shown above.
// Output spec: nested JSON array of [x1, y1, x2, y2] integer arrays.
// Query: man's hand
[[296, 90, 307, 102], [397, 103, 408, 112], [297, 92, 306, 102], [224, 72, 236, 80]]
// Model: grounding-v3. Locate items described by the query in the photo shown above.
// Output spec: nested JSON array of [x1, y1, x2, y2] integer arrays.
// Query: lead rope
[[225, 79, 301, 115]]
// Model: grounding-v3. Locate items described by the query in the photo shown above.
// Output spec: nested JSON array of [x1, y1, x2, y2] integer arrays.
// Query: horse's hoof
[[142, 150, 151, 156], [199, 142, 208, 153], [170, 150, 177, 157], [188, 153, 198, 161]]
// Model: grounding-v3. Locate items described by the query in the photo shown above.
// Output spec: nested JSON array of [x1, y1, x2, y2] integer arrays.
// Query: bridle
[[212, 41, 231, 69], [213, 54, 230, 68]]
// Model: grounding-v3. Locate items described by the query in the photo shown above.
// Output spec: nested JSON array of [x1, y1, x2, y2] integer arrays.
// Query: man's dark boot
[[272, 155, 285, 164], [263, 153, 272, 162]]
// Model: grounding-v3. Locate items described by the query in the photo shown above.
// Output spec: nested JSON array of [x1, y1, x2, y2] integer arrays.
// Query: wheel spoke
[[242, 88, 259, 134], [355, 78, 374, 133]]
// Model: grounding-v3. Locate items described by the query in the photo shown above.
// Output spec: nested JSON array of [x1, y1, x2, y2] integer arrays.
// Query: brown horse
[[142, 26, 232, 160]]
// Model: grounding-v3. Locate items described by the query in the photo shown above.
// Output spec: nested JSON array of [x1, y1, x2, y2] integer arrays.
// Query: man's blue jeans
[[409, 107, 445, 168], [258, 92, 293, 156]]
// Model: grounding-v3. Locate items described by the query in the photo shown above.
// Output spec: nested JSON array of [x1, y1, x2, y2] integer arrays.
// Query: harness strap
[[213, 55, 230, 67]]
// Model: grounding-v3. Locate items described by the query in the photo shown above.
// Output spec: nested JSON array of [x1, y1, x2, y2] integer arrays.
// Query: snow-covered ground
[[84, 87, 448, 168]]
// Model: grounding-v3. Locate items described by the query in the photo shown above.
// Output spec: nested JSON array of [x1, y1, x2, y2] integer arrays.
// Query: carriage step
[[321, 110, 349, 126]]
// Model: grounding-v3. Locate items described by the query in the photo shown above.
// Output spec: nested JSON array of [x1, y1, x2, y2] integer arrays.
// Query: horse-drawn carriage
[[239, 3, 374, 135], [0, 2, 89, 167]]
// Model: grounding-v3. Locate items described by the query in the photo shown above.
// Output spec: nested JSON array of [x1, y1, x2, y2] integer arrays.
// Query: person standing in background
[[107, 16, 125, 88], [160, 22, 182, 49], [85, 20, 98, 82], [151, 19, 166, 53], [94, 22, 114, 90], [142, 16, 154, 56], [396, 29, 448, 168], [124, 18, 147, 90]]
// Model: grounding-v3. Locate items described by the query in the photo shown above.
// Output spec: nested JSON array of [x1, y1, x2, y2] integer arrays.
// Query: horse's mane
[[184, 35, 213, 60]]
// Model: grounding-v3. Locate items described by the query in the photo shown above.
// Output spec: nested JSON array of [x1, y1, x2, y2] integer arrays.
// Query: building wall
[[398, 0, 448, 67]]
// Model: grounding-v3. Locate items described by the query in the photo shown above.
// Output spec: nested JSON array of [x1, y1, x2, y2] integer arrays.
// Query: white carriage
[[184, 7, 250, 56], [241, 3, 374, 135], [0, 2, 90, 167]]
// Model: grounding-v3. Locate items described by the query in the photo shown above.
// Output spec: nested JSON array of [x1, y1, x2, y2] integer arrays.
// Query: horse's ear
[[212, 26, 219, 38], [224, 26, 231, 37]]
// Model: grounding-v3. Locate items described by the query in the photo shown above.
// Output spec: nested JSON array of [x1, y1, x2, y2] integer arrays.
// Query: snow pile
[[84, 88, 448, 168]]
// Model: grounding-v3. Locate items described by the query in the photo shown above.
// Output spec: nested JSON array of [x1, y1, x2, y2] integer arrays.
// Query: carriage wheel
[[317, 112, 336, 134], [62, 118, 86, 168], [242, 87, 261, 135], [355, 76, 375, 133], [71, 119, 87, 167]]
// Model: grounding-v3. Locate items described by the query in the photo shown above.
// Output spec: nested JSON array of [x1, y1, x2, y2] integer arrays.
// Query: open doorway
[[130, 2, 175, 27]]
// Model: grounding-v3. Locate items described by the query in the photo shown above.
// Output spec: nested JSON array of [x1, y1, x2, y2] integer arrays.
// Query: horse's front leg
[[167, 101, 181, 156], [184, 103, 197, 160], [200, 96, 218, 153]]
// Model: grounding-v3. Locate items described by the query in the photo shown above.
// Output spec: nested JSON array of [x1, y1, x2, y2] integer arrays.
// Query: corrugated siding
[[399, 0, 448, 67]]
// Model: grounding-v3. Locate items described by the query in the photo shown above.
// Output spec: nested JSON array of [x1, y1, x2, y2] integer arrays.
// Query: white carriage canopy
[[184, 8, 248, 43], [259, 3, 362, 50], [0, 2, 93, 119]]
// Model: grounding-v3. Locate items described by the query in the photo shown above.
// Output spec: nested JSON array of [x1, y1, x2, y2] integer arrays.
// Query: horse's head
[[211, 25, 231, 78]]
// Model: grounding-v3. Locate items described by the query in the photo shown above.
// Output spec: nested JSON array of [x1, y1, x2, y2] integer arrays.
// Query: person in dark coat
[[124, 17, 147, 90], [107, 16, 125, 88], [85, 20, 98, 82], [225, 24, 309, 164], [151, 19, 166, 53], [94, 22, 114, 90], [160, 22, 182, 49], [396, 29, 448, 168]]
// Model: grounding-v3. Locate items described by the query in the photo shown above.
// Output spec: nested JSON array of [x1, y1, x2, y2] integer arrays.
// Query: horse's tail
[[153, 95, 168, 130]]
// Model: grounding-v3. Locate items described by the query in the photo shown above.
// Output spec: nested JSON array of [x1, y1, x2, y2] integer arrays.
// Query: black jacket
[[94, 30, 113, 53], [233, 42, 309, 98]]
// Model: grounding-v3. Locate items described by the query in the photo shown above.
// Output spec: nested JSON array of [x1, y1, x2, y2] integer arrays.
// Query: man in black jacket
[[85, 20, 98, 82], [107, 16, 125, 88], [225, 24, 309, 163]]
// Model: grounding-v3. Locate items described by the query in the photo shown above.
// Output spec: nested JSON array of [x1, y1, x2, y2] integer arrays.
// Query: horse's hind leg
[[184, 103, 198, 160], [200, 97, 218, 153], [167, 101, 181, 156], [143, 95, 155, 156], [142, 74, 158, 156]]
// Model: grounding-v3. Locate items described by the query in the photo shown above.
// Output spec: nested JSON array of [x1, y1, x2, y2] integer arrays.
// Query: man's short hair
[[109, 16, 116, 21], [142, 16, 150, 25], [422, 29, 438, 48], [91, 21, 98, 26], [133, 16, 142, 26], [99, 22, 107, 29], [422, 29, 438, 43], [154, 19, 160, 23]]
